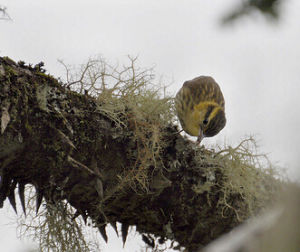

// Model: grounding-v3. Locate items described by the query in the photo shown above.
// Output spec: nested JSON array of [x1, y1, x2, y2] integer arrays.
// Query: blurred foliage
[[222, 0, 283, 24], [0, 5, 11, 20]]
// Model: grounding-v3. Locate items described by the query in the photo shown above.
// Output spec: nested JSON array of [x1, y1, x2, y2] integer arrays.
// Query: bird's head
[[175, 75, 226, 145], [192, 101, 226, 144]]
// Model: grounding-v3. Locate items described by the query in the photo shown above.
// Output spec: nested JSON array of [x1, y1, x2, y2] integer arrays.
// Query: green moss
[[36, 71, 49, 78], [3, 65, 17, 79], [24, 121, 33, 134]]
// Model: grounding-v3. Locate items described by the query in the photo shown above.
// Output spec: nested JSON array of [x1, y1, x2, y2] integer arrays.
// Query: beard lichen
[[16, 186, 101, 252], [194, 137, 281, 222], [61, 55, 175, 193]]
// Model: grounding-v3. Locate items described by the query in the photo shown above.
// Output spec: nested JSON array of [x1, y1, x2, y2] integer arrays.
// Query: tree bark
[[0, 57, 274, 251]]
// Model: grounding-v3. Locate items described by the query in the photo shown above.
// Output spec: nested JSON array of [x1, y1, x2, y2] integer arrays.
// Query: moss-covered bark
[[0, 57, 278, 251]]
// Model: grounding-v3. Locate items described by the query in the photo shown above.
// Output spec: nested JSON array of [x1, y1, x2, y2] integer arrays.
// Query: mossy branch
[[0, 56, 280, 251]]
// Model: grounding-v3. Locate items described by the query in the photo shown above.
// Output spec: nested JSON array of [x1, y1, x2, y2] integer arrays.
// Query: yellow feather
[[194, 101, 220, 112], [208, 106, 224, 122]]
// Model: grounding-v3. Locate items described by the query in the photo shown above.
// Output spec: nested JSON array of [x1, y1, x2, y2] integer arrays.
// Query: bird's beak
[[196, 127, 204, 145]]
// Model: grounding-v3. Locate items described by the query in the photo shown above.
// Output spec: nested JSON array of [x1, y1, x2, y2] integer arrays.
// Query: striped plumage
[[175, 76, 226, 144]]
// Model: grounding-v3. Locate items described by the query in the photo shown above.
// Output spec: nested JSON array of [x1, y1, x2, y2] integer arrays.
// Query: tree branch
[[0, 56, 279, 251]]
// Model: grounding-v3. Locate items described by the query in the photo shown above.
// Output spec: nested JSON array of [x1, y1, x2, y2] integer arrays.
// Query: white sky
[[1, 0, 300, 251]]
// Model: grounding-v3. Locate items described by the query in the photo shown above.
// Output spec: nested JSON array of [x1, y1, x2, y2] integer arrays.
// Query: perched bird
[[175, 76, 226, 144]]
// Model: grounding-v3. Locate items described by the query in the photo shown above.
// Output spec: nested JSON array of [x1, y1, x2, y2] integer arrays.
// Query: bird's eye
[[203, 119, 209, 125]]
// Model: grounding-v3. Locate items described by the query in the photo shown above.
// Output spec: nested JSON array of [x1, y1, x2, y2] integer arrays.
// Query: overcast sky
[[1, 0, 300, 251]]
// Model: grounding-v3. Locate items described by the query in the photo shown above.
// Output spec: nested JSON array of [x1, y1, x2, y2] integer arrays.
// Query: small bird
[[175, 76, 226, 144]]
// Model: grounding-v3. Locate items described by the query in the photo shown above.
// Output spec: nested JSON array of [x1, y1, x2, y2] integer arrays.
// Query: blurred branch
[[201, 185, 300, 252]]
